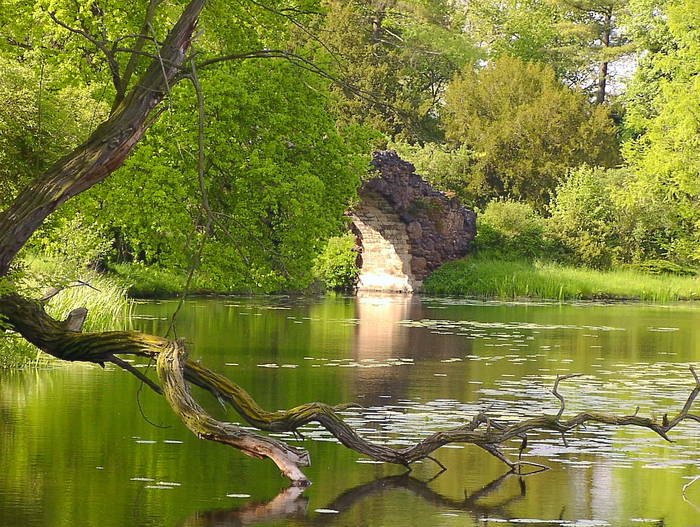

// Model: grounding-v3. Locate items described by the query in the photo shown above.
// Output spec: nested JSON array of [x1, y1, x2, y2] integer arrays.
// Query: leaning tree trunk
[[0, 0, 205, 276], [2, 0, 700, 487]]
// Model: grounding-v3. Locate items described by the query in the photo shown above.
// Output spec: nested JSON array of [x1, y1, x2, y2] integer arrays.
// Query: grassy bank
[[424, 257, 700, 301], [1, 257, 132, 368]]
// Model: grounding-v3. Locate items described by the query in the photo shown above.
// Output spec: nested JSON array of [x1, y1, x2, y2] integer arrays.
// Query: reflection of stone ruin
[[350, 151, 476, 292]]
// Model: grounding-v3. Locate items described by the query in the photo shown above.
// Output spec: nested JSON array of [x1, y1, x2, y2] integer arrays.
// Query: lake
[[2, 294, 700, 526]]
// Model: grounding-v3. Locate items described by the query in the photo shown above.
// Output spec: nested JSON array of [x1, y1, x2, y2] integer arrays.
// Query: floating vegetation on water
[[399, 318, 625, 333]]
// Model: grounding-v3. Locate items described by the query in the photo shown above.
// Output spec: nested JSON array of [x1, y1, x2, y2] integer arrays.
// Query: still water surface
[[2, 295, 700, 526]]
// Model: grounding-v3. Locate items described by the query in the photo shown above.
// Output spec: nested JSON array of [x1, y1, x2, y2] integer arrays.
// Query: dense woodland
[[0, 0, 699, 296]]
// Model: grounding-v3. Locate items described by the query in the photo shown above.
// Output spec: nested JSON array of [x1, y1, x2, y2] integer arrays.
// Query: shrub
[[474, 200, 557, 260], [313, 234, 359, 291], [546, 166, 620, 268], [29, 213, 112, 272]]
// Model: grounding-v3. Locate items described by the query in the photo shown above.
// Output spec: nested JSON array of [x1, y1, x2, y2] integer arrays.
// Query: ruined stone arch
[[350, 151, 476, 293]]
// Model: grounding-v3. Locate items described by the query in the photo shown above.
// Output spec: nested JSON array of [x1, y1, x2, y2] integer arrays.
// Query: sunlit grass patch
[[424, 257, 700, 302]]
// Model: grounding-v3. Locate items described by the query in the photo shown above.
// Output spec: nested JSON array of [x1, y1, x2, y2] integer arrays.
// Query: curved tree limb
[[156, 339, 311, 485], [3, 293, 700, 484]]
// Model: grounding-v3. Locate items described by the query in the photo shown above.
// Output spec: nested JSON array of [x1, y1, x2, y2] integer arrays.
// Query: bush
[[443, 55, 620, 208], [29, 213, 112, 272], [630, 260, 698, 277], [474, 200, 557, 260], [313, 234, 359, 291], [546, 166, 620, 268]]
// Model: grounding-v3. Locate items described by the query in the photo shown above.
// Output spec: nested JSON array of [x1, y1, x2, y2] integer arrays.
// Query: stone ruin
[[349, 151, 477, 293]]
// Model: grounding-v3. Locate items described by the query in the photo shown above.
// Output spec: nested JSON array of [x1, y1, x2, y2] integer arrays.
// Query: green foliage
[[630, 260, 698, 277], [424, 256, 700, 301], [546, 165, 689, 268], [621, 0, 700, 265], [74, 58, 369, 293], [547, 166, 621, 268], [108, 263, 195, 298], [465, 0, 634, 99], [479, 200, 545, 239], [1, 0, 374, 297], [389, 142, 475, 199], [28, 214, 112, 272], [1, 0, 697, 304], [0, 57, 103, 209], [318, 0, 475, 142], [443, 56, 620, 208], [474, 200, 556, 260], [313, 234, 359, 291]]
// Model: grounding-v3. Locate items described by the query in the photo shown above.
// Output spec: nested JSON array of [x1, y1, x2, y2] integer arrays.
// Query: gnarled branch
[[3, 292, 700, 484]]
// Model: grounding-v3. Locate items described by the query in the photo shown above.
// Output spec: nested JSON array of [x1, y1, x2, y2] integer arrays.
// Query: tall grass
[[1, 256, 131, 368], [424, 257, 700, 302]]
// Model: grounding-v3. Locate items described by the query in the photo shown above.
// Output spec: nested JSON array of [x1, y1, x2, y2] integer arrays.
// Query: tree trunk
[[0, 0, 206, 276], [595, 11, 612, 105]]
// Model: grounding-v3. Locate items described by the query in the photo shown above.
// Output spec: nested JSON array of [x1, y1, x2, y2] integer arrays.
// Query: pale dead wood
[[156, 339, 311, 485]]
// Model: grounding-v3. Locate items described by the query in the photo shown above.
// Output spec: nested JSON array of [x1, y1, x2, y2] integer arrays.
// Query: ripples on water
[[1, 295, 700, 526]]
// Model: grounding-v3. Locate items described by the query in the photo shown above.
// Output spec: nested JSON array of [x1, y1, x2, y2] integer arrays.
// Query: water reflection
[[179, 486, 308, 527], [178, 471, 527, 527], [3, 297, 700, 526]]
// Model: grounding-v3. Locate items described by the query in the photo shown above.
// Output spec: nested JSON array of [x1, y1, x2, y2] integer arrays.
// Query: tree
[[442, 56, 619, 208], [463, 0, 634, 102], [620, 0, 700, 264], [1, 0, 699, 487], [318, 0, 474, 142]]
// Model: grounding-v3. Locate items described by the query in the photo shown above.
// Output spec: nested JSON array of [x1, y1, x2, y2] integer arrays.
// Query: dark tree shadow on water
[[177, 471, 529, 527]]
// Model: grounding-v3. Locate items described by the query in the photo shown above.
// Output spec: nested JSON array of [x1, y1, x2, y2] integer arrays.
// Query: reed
[[1, 256, 131, 368]]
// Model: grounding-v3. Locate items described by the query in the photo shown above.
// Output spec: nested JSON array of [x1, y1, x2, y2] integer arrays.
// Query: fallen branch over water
[[3, 293, 700, 485]]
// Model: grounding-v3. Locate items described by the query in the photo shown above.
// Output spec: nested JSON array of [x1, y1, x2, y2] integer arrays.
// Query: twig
[[109, 354, 163, 395], [552, 374, 583, 419]]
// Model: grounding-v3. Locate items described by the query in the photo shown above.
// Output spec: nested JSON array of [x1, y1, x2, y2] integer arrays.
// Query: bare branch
[[109, 354, 163, 395], [40, 279, 101, 302], [552, 373, 583, 419], [47, 11, 122, 98]]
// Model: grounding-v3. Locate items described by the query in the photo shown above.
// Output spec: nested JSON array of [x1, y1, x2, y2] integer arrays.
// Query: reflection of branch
[[177, 472, 525, 527], [682, 475, 700, 513], [177, 485, 308, 527]]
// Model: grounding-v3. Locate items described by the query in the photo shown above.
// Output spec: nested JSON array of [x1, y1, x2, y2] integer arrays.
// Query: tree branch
[[156, 340, 311, 485], [2, 293, 699, 484], [47, 10, 123, 100]]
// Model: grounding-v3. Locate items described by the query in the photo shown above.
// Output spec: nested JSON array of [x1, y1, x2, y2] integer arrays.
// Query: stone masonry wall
[[351, 151, 476, 292]]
